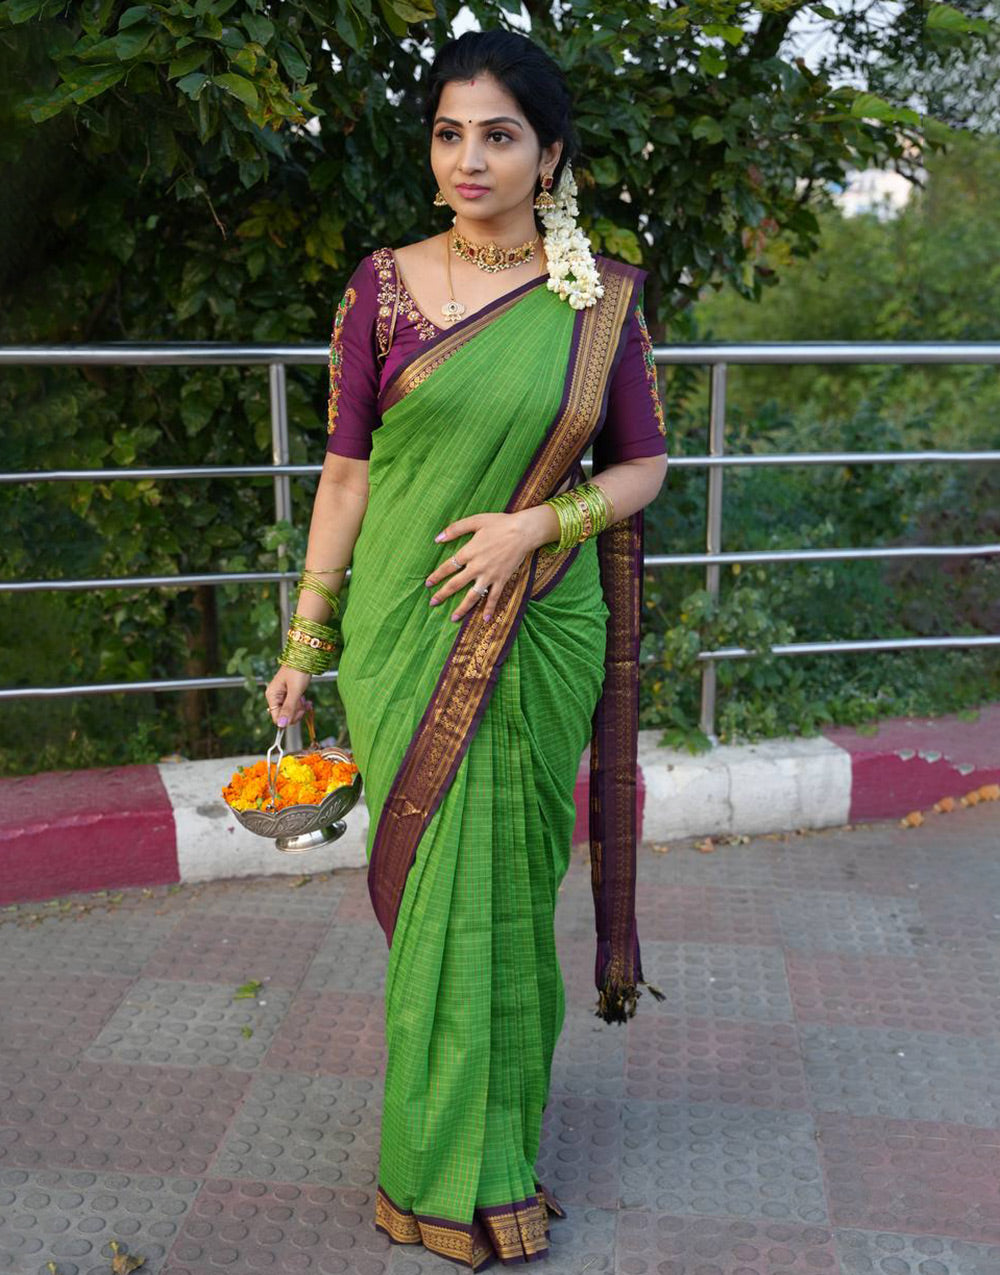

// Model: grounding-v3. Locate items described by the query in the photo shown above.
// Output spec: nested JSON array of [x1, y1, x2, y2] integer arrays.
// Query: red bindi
[[470, 78, 476, 86]]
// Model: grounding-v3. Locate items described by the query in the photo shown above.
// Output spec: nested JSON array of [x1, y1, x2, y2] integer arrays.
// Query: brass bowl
[[226, 744, 363, 854]]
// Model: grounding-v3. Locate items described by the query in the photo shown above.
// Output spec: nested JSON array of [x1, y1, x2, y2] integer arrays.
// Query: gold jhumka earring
[[433, 189, 449, 206], [533, 172, 556, 211]]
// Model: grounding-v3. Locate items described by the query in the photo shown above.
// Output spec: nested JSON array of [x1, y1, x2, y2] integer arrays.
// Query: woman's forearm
[[516, 455, 668, 553], [293, 457, 370, 624]]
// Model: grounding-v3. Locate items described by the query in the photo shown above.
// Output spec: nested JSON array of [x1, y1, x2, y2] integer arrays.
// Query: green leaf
[[117, 5, 150, 29], [386, 0, 435, 19], [276, 40, 308, 82], [691, 115, 724, 144], [114, 22, 156, 59], [241, 12, 273, 43], [213, 72, 259, 109], [176, 71, 209, 99], [590, 154, 620, 186], [926, 2, 990, 34], [168, 46, 208, 78], [1, 0, 49, 21], [702, 23, 744, 46]]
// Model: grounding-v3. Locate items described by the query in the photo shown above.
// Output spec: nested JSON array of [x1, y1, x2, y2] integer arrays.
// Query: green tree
[[0, 0, 995, 772]]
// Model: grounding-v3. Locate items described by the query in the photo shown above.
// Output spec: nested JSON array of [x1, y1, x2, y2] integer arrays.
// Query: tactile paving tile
[[914, 889, 1000, 949], [619, 1099, 827, 1223], [334, 871, 378, 924], [772, 888, 926, 955], [198, 872, 347, 921], [624, 1014, 809, 1109], [836, 1226, 1000, 1275], [788, 951, 1000, 1036], [0, 1052, 249, 1175], [628, 941, 796, 1024], [262, 989, 387, 1078], [0, 1166, 200, 1275], [0, 971, 132, 1057], [161, 1180, 392, 1275], [304, 923, 389, 994], [549, 1010, 627, 1099], [212, 1072, 382, 1189], [616, 1211, 840, 1274], [630, 883, 781, 946], [0, 913, 178, 977], [534, 1094, 621, 1209], [818, 1111, 1000, 1245], [141, 913, 328, 988], [799, 1022, 1000, 1125], [635, 826, 915, 895], [85, 978, 293, 1071]]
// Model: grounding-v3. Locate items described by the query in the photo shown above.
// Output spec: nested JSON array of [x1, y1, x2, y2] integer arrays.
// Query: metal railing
[[2, 341, 999, 744]]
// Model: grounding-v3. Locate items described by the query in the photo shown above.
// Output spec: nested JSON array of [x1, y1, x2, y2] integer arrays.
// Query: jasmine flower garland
[[540, 162, 605, 310]]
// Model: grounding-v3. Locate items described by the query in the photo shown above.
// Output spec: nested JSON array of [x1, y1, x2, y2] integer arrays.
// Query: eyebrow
[[433, 116, 524, 129]]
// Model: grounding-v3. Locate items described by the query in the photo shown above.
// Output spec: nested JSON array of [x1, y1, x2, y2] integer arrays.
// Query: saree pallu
[[337, 258, 661, 1270]]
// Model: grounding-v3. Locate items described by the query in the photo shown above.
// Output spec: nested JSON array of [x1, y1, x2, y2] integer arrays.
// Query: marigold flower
[[222, 752, 359, 812]]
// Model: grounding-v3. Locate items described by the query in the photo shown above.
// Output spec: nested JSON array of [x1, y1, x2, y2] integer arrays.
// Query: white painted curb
[[637, 730, 852, 842], [157, 731, 854, 884]]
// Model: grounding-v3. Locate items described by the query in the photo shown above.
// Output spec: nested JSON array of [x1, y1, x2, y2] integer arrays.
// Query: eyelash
[[435, 129, 513, 144]]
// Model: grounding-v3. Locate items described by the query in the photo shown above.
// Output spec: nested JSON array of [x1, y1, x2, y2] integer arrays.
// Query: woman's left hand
[[426, 511, 536, 624]]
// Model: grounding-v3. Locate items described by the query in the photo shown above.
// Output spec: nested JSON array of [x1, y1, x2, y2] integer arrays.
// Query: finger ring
[[474, 585, 489, 597], [451, 556, 462, 571]]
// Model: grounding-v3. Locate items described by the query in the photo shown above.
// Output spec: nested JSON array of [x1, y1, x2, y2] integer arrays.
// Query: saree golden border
[[375, 1182, 560, 1269]]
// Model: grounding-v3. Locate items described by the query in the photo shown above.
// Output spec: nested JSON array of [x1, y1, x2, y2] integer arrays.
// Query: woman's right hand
[[265, 666, 313, 727]]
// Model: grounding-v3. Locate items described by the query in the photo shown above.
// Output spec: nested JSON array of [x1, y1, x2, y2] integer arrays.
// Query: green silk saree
[[336, 255, 662, 1269]]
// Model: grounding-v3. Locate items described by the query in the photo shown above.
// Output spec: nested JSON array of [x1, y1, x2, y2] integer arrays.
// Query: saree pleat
[[336, 278, 619, 1267]]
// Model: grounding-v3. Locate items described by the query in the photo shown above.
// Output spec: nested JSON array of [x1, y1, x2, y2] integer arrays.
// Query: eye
[[435, 128, 458, 142], [488, 130, 512, 143]]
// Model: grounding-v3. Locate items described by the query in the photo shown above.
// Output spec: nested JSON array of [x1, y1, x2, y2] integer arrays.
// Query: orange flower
[[222, 753, 359, 813]]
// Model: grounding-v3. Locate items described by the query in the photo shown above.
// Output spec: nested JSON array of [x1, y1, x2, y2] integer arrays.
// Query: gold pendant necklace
[[441, 229, 544, 326]]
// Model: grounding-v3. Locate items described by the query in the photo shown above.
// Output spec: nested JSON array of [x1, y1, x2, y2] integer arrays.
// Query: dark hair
[[421, 29, 580, 229]]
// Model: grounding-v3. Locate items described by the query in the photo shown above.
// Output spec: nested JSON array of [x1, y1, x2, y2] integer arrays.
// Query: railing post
[[699, 361, 727, 744], [269, 362, 302, 753]]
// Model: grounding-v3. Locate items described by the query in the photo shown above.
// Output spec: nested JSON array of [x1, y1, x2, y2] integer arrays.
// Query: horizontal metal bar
[[4, 633, 997, 701], [3, 450, 997, 487], [648, 342, 1000, 365], [647, 544, 1000, 567], [7, 542, 998, 594], [1, 570, 316, 593], [696, 635, 1000, 660], [0, 464, 321, 484], [0, 671, 337, 701], [4, 341, 1000, 366], [0, 344, 330, 367]]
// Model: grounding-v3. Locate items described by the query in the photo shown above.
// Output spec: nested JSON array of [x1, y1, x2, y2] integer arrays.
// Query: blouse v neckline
[[389, 247, 549, 335]]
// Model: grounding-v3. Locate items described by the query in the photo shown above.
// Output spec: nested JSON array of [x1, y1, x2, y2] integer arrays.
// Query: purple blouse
[[325, 247, 668, 463]]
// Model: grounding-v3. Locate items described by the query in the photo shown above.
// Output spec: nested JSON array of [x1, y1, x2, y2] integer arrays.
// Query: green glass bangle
[[298, 569, 343, 617]]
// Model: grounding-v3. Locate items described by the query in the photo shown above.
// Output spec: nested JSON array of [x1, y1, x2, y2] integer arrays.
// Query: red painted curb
[[823, 703, 1000, 822], [0, 764, 178, 906]]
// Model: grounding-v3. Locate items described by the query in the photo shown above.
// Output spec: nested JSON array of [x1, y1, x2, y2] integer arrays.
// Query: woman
[[265, 29, 668, 1270]]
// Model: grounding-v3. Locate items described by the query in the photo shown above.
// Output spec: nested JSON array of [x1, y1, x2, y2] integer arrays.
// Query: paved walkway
[[1, 802, 999, 1274]]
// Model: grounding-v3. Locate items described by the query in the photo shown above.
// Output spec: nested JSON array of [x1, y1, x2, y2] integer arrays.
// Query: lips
[[456, 185, 489, 194]]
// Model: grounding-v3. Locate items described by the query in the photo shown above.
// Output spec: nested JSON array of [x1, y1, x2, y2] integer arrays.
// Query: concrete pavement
[[2, 799, 999, 1273]]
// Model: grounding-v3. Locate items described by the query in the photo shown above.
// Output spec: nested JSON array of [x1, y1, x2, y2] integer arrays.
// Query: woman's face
[[430, 71, 562, 224]]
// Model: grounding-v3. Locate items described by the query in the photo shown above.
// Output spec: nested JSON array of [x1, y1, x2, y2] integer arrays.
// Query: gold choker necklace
[[451, 224, 539, 273]]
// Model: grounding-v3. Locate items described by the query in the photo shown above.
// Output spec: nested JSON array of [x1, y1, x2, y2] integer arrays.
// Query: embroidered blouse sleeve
[[325, 256, 380, 460], [595, 293, 668, 464]]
